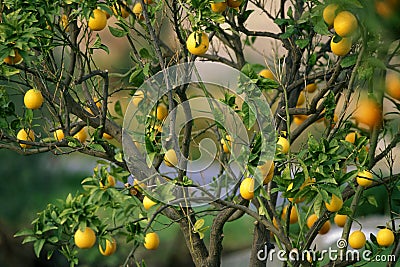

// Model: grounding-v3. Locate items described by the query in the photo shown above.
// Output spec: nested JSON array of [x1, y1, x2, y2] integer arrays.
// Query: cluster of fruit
[[87, 1, 153, 32], [74, 226, 160, 256]]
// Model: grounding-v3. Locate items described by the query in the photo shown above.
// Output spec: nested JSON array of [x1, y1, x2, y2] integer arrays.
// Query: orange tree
[[1, 0, 400, 266]]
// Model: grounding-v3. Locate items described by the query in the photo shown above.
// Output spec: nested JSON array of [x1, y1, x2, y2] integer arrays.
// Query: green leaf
[[108, 26, 127, 38], [295, 39, 309, 49], [114, 100, 123, 117], [33, 239, 45, 258], [14, 228, 34, 237], [340, 54, 357, 68], [242, 102, 256, 129], [367, 195, 378, 207]]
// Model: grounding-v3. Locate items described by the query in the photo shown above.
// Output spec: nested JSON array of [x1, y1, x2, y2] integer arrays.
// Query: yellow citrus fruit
[[376, 228, 395, 247], [24, 89, 44, 110], [156, 104, 168, 121], [227, 0, 242, 8], [143, 196, 157, 210], [323, 4, 339, 27], [144, 232, 160, 250], [349, 230, 366, 249], [277, 137, 290, 154], [54, 129, 65, 141], [354, 99, 382, 129], [334, 214, 347, 227], [240, 178, 255, 200], [99, 238, 117, 256], [297, 91, 305, 106], [74, 227, 96, 249], [305, 83, 317, 93], [293, 114, 308, 125], [331, 37, 352, 56], [333, 11, 358, 37], [74, 127, 87, 143], [186, 32, 209, 56], [164, 149, 178, 167], [107, 175, 116, 187], [112, 3, 130, 18], [325, 194, 343, 212], [259, 69, 274, 80], [306, 214, 318, 229], [345, 132, 360, 143], [103, 133, 113, 139], [356, 170, 373, 187], [386, 73, 400, 100], [88, 9, 107, 31], [307, 214, 331, 234], [258, 161, 274, 184], [375, 1, 394, 18], [221, 135, 232, 153], [286, 183, 305, 203], [101, 9, 111, 19], [4, 49, 23, 65], [273, 217, 279, 229], [133, 3, 143, 18], [211, 1, 227, 13], [282, 205, 298, 224], [60, 14, 69, 31], [17, 129, 35, 148], [132, 90, 144, 107]]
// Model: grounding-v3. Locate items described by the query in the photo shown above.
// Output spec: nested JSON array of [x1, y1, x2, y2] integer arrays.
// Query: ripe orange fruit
[[305, 83, 317, 93], [132, 90, 144, 107], [164, 149, 178, 167], [103, 133, 113, 139], [386, 73, 400, 100], [354, 99, 382, 129], [286, 183, 305, 203], [112, 3, 130, 18], [334, 214, 347, 227], [186, 32, 209, 56], [133, 3, 143, 19], [259, 69, 274, 80], [356, 170, 373, 187], [375, 1, 394, 18], [17, 129, 35, 148], [54, 129, 65, 141], [257, 161, 274, 184], [277, 137, 290, 154], [227, 0, 242, 8], [99, 238, 117, 256], [330, 37, 352, 56], [325, 194, 343, 212], [101, 9, 111, 19], [211, 1, 227, 13], [4, 49, 23, 65], [306, 214, 331, 234], [376, 228, 395, 247], [323, 4, 339, 27], [144, 232, 159, 250], [345, 132, 360, 144], [221, 135, 232, 153], [107, 175, 116, 187], [143, 196, 157, 210], [74, 227, 96, 249], [156, 104, 168, 121], [293, 114, 308, 125], [240, 178, 255, 200], [333, 11, 358, 37], [24, 89, 44, 109], [349, 230, 366, 249], [282, 205, 298, 224], [74, 127, 87, 143], [88, 9, 107, 31], [297, 91, 306, 106]]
